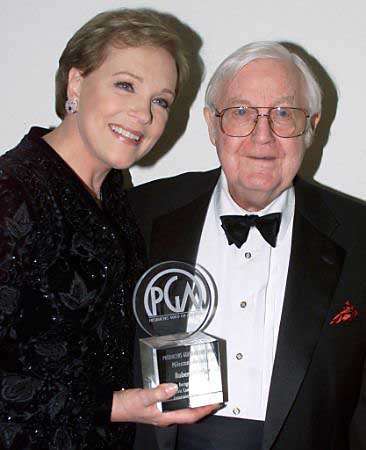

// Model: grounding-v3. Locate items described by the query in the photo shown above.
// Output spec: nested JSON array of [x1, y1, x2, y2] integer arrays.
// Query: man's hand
[[111, 384, 219, 427]]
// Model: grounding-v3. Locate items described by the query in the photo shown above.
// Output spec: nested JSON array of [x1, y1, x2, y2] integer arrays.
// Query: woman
[[0, 9, 215, 449]]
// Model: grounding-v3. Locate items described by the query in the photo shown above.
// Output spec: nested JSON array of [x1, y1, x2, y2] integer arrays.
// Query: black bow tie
[[220, 213, 282, 248]]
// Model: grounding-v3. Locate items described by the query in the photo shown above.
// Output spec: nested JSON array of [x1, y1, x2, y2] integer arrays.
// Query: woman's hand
[[111, 384, 219, 427]]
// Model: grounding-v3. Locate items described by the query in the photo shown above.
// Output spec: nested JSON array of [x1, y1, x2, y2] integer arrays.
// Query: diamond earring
[[65, 98, 78, 114]]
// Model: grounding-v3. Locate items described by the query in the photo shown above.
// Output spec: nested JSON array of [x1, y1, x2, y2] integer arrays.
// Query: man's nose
[[251, 113, 275, 143]]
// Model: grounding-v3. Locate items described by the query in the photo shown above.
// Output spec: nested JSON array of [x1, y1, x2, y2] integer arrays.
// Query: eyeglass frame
[[214, 106, 310, 138]]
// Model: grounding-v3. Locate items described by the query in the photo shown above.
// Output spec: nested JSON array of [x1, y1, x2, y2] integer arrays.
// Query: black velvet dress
[[0, 127, 146, 449]]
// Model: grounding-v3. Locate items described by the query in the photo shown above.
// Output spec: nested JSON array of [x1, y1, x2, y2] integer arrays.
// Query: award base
[[140, 331, 226, 412]]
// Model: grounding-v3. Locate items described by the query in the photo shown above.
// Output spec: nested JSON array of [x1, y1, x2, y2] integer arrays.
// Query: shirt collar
[[214, 171, 295, 245]]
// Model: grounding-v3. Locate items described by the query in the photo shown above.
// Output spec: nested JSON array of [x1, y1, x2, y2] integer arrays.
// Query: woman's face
[[68, 45, 178, 172]]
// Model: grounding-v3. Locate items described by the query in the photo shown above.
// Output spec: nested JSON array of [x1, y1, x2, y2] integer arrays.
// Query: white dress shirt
[[195, 172, 295, 420]]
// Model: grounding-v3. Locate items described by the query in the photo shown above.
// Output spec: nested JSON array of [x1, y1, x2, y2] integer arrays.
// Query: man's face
[[204, 58, 315, 211]]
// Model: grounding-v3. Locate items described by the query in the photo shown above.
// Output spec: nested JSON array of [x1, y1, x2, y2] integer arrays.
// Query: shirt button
[[244, 252, 252, 259], [236, 353, 243, 360], [233, 407, 241, 415], [240, 301, 247, 309]]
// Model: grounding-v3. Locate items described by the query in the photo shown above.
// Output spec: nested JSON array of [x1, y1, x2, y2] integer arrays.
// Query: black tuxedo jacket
[[128, 169, 366, 450]]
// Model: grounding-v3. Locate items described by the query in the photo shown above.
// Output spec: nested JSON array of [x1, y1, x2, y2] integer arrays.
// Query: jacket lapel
[[262, 180, 346, 449], [149, 189, 214, 265]]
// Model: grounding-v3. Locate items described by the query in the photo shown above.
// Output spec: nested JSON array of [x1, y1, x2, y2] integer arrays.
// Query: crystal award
[[133, 261, 226, 411]]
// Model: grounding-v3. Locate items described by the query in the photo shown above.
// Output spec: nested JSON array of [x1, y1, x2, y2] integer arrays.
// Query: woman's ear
[[66, 68, 83, 101]]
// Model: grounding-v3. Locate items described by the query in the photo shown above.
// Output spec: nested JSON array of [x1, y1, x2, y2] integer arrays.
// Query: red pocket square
[[330, 301, 358, 325]]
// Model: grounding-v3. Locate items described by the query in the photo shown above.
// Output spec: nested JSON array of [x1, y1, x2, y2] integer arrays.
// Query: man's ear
[[311, 113, 321, 131], [203, 107, 218, 146], [67, 68, 83, 100]]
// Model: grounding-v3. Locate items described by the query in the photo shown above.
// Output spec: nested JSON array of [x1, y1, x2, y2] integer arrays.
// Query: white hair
[[205, 41, 322, 146]]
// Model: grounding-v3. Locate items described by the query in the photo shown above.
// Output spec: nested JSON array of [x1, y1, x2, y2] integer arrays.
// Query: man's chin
[[230, 183, 284, 211]]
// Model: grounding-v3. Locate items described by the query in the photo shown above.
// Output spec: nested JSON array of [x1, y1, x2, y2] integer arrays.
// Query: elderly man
[[129, 42, 366, 450]]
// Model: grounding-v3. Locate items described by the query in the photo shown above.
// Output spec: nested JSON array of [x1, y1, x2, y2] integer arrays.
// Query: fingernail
[[164, 383, 178, 395]]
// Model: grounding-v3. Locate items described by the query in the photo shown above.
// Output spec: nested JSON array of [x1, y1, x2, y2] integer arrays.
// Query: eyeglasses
[[214, 106, 310, 138]]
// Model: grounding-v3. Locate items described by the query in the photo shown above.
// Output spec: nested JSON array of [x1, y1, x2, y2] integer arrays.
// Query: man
[[129, 41, 366, 450]]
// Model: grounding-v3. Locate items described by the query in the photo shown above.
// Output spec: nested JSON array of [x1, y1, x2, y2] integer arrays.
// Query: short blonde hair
[[55, 8, 190, 119]]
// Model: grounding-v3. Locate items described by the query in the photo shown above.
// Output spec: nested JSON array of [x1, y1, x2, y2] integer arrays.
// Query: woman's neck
[[43, 117, 109, 198]]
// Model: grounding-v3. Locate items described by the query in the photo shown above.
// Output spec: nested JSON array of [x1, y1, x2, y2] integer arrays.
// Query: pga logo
[[144, 268, 207, 317]]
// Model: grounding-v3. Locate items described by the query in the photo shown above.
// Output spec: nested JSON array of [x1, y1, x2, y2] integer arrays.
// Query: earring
[[65, 98, 78, 114]]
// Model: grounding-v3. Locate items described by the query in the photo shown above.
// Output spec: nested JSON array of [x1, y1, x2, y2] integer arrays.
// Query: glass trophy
[[133, 261, 226, 412]]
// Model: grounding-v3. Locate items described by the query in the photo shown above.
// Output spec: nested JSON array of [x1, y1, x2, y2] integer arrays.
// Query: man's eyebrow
[[222, 97, 251, 106], [221, 95, 296, 107], [272, 95, 296, 105]]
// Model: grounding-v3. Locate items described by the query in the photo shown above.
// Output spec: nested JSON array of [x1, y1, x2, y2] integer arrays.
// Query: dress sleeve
[[0, 168, 43, 448], [0, 168, 115, 449]]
